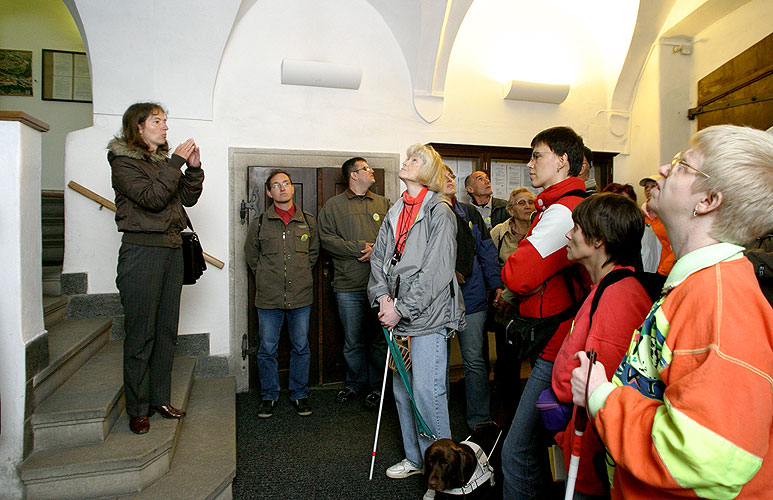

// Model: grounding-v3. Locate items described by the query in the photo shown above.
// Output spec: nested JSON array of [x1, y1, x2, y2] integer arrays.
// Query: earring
[[692, 208, 698, 217]]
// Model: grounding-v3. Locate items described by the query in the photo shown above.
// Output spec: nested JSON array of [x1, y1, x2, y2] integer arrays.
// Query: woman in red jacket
[[552, 193, 654, 499]]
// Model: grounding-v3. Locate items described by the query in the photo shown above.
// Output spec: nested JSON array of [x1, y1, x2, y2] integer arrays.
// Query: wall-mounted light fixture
[[280, 59, 362, 90], [503, 80, 570, 104]]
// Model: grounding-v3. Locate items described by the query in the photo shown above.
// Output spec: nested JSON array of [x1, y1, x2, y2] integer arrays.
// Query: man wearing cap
[[640, 174, 674, 276], [318, 157, 391, 408]]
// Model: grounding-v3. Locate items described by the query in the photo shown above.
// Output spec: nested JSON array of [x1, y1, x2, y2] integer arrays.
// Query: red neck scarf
[[395, 187, 428, 254]]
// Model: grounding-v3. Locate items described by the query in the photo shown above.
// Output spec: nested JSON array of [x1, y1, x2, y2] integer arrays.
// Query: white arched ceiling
[[366, 0, 474, 123], [64, 0, 241, 120]]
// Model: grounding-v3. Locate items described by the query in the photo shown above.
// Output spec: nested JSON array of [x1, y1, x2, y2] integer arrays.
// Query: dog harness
[[442, 441, 495, 496]]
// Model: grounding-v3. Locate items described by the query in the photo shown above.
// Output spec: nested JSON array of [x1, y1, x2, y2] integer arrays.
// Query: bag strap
[[589, 268, 634, 324], [182, 208, 195, 231], [382, 327, 436, 440], [556, 189, 588, 201]]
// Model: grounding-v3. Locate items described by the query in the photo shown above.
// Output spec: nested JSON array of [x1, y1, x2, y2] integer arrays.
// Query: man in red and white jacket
[[500, 126, 588, 500]]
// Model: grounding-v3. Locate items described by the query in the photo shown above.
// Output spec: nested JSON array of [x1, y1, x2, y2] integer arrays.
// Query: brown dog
[[424, 438, 477, 492]]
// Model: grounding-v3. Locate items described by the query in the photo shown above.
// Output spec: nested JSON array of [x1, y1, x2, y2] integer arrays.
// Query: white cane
[[368, 326, 393, 480]]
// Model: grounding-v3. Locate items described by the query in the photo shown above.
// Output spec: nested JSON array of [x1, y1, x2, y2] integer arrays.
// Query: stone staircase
[[20, 274, 236, 499]]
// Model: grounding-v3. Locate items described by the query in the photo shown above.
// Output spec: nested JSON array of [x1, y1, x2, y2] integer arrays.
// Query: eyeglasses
[[269, 180, 292, 189], [530, 150, 555, 162], [670, 152, 710, 179], [515, 199, 534, 207], [354, 165, 373, 173]]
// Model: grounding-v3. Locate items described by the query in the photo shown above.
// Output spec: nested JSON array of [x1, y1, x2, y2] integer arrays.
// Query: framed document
[[42, 49, 92, 102]]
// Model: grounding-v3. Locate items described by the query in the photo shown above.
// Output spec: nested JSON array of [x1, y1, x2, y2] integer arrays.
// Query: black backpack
[[443, 201, 475, 279], [745, 234, 773, 306]]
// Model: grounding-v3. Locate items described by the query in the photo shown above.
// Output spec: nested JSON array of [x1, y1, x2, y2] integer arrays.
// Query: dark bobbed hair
[[601, 182, 638, 203], [530, 126, 584, 176], [119, 102, 169, 154], [572, 193, 644, 269], [342, 157, 367, 180], [265, 169, 293, 190]]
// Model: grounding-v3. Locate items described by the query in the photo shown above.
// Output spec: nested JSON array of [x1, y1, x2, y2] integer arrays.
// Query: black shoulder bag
[[505, 268, 584, 362], [181, 212, 207, 285]]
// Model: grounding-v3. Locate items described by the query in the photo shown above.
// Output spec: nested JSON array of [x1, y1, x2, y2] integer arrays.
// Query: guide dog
[[424, 422, 502, 499]]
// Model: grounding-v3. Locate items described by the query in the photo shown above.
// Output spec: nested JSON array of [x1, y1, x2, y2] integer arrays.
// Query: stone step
[[41, 219, 64, 239], [20, 357, 197, 500], [33, 317, 112, 408], [32, 340, 124, 450], [125, 377, 236, 500], [42, 295, 67, 329]]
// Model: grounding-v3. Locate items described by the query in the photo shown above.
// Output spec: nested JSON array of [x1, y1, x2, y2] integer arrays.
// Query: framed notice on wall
[[42, 49, 92, 102]]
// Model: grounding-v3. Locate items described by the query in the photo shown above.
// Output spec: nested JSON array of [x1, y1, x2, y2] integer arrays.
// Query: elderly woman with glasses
[[491, 188, 536, 267], [571, 125, 773, 500]]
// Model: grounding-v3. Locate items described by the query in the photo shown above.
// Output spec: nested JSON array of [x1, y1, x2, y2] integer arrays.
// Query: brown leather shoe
[[148, 404, 186, 419], [129, 416, 150, 434]]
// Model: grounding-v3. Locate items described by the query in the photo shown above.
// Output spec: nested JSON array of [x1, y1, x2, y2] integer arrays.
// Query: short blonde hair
[[691, 125, 773, 245], [407, 143, 445, 192]]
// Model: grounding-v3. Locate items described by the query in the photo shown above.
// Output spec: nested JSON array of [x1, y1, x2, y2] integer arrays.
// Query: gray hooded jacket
[[368, 190, 466, 336]]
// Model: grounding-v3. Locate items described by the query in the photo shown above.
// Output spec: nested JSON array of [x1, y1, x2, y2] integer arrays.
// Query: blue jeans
[[456, 310, 491, 429], [502, 357, 554, 500], [336, 290, 387, 393], [256, 306, 311, 401], [393, 332, 451, 467]]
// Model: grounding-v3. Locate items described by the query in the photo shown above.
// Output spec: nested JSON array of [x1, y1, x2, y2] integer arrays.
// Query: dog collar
[[441, 441, 495, 496]]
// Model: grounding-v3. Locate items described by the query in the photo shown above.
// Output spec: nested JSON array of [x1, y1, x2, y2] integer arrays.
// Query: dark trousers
[[116, 242, 183, 417]]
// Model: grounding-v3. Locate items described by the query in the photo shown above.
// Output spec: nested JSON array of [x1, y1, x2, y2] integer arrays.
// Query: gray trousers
[[116, 242, 183, 417]]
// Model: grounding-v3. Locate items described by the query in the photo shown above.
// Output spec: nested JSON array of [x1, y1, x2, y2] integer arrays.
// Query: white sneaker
[[423, 488, 436, 500], [386, 458, 423, 478]]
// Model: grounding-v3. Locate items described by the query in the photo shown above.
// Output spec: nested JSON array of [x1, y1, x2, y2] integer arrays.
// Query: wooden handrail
[[67, 180, 225, 269]]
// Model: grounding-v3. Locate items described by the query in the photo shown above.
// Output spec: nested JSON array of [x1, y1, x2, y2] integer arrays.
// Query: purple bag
[[536, 388, 573, 433]]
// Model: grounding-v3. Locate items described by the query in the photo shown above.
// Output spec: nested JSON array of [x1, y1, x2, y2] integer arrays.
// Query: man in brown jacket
[[244, 169, 319, 418], [318, 157, 390, 408]]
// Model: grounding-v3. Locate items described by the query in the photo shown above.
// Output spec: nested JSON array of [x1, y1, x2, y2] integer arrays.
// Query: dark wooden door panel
[[695, 33, 773, 132]]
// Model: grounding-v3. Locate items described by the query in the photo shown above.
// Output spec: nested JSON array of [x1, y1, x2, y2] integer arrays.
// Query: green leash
[[382, 326, 436, 440]]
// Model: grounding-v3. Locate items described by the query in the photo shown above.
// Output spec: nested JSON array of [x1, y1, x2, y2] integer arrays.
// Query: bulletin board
[[41, 49, 92, 102]]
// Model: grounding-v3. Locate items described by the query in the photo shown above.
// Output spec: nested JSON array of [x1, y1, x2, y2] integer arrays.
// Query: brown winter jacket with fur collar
[[107, 138, 204, 247]]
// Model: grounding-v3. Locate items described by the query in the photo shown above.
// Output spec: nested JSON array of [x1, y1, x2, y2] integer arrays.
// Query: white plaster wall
[[0, 120, 45, 500], [0, 0, 92, 190]]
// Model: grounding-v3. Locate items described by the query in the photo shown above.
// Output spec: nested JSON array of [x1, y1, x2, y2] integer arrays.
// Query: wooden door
[[246, 166, 386, 391], [692, 33, 772, 131]]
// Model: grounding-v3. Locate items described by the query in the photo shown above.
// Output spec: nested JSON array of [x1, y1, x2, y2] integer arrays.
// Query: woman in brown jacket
[[108, 102, 204, 434]]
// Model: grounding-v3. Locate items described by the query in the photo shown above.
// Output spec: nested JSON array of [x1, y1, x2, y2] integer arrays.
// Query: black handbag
[[181, 214, 206, 285], [505, 307, 576, 361], [505, 269, 584, 361]]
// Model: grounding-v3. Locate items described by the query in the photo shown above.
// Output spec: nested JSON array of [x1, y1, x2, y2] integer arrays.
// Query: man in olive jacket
[[244, 169, 319, 418], [318, 157, 390, 408]]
